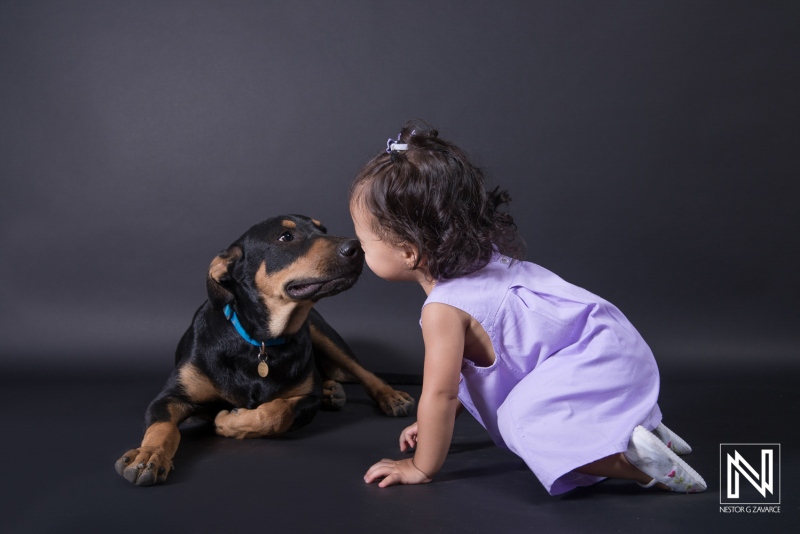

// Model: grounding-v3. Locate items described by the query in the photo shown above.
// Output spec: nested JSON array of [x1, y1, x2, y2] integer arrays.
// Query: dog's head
[[206, 215, 364, 338]]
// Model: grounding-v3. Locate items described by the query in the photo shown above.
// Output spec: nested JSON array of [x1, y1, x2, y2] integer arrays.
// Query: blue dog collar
[[223, 304, 286, 347]]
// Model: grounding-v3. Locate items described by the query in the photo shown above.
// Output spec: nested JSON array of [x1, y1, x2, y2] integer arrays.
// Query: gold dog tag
[[257, 361, 269, 377]]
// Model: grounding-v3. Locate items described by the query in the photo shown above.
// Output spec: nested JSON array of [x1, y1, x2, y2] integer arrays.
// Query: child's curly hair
[[350, 120, 524, 280]]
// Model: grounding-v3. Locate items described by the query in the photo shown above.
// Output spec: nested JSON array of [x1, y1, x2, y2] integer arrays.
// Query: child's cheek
[[363, 254, 376, 272]]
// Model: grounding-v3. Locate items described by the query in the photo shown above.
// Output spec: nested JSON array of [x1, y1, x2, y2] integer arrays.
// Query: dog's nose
[[338, 239, 361, 257]]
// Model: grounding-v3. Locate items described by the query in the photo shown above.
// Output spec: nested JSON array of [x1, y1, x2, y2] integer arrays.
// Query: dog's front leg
[[214, 393, 319, 439], [116, 397, 189, 486]]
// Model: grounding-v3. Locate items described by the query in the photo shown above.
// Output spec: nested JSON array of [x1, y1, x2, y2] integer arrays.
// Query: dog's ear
[[206, 245, 242, 309], [311, 219, 328, 234]]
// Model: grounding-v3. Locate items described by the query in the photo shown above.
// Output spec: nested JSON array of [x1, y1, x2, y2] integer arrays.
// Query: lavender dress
[[422, 254, 662, 495]]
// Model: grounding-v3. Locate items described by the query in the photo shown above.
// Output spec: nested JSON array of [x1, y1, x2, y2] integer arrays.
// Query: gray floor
[[2, 363, 796, 533]]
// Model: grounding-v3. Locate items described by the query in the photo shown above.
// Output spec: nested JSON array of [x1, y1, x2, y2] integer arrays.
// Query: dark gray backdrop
[[2, 1, 798, 376]]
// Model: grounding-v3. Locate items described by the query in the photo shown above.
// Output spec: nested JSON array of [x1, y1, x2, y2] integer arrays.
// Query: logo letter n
[[727, 449, 773, 499]]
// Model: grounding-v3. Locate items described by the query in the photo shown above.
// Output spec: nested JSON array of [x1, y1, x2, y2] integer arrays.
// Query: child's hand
[[399, 422, 418, 452], [363, 458, 432, 488]]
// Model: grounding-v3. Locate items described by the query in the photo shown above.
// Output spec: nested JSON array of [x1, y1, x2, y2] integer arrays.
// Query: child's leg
[[574, 453, 670, 490], [575, 426, 706, 492]]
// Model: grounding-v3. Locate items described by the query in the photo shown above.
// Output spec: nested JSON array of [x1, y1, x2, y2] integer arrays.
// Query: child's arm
[[398, 402, 464, 452], [364, 303, 465, 487]]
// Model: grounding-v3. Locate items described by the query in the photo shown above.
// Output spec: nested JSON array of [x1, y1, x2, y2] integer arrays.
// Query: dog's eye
[[278, 232, 294, 242]]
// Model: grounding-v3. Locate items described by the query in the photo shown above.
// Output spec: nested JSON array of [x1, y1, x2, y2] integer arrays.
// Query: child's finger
[[364, 459, 394, 483], [364, 465, 386, 483], [378, 472, 399, 488], [399, 425, 418, 452], [400, 435, 414, 452]]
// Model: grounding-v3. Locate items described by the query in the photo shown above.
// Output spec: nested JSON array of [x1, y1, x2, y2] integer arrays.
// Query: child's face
[[350, 203, 416, 282]]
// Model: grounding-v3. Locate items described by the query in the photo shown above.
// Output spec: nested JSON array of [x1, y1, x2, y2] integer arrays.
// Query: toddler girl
[[352, 122, 706, 495]]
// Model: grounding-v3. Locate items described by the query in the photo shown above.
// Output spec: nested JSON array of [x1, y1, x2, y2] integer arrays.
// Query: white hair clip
[[386, 133, 408, 153]]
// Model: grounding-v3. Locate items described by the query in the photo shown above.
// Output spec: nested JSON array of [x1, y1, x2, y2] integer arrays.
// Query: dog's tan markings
[[179, 364, 220, 403], [141, 421, 181, 455], [310, 324, 415, 417], [281, 220, 296, 229], [222, 400, 292, 438], [311, 219, 323, 228], [309, 324, 384, 393], [280, 372, 314, 399], [167, 401, 192, 423], [216, 373, 320, 438], [255, 260, 313, 336], [254, 239, 337, 336], [214, 397, 304, 439]]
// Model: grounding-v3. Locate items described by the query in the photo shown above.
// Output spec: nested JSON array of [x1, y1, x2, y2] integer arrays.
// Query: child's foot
[[624, 426, 706, 493], [652, 422, 692, 455]]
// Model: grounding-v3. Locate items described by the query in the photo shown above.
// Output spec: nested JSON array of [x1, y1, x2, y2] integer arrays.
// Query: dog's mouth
[[285, 280, 325, 299], [285, 274, 358, 301]]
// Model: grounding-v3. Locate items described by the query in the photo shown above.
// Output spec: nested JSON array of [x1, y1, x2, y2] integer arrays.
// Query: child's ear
[[401, 244, 420, 268]]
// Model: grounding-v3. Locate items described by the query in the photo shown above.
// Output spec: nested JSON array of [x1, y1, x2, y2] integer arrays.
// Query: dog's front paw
[[321, 380, 346, 410], [215, 401, 293, 438], [214, 408, 255, 439], [115, 447, 173, 486], [215, 409, 239, 438], [378, 389, 415, 417]]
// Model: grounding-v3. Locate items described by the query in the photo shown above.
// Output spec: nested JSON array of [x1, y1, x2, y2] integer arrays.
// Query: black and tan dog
[[115, 215, 415, 486]]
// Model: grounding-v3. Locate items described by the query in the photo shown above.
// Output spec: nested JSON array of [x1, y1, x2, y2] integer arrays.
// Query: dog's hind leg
[[322, 379, 346, 410], [308, 310, 415, 417]]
